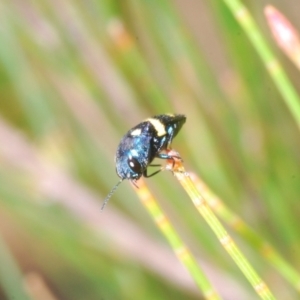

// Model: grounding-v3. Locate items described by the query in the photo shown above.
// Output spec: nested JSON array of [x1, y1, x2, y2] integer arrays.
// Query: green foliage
[[0, 0, 299, 299]]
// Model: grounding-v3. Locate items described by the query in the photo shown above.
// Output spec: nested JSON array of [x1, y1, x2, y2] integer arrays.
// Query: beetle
[[101, 114, 186, 210]]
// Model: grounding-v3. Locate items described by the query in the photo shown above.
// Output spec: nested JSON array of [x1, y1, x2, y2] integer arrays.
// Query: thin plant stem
[[190, 172, 300, 294], [135, 178, 221, 300], [222, 0, 300, 131], [166, 150, 277, 300]]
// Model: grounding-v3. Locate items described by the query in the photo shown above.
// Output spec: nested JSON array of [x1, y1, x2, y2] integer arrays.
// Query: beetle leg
[[143, 167, 162, 178]]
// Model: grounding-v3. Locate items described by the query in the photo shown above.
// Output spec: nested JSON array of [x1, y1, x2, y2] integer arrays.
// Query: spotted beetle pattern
[[115, 114, 186, 180]]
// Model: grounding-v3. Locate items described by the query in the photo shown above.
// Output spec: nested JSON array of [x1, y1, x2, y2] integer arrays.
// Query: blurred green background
[[0, 0, 300, 299]]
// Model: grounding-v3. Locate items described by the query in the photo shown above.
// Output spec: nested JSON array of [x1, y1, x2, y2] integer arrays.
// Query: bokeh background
[[0, 0, 300, 299]]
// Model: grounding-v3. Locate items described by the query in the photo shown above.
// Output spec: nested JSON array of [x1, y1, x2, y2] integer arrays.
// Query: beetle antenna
[[101, 179, 123, 212]]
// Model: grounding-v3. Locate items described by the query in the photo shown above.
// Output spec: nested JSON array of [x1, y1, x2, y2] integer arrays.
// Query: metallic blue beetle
[[102, 114, 186, 210]]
